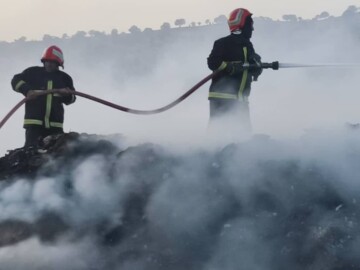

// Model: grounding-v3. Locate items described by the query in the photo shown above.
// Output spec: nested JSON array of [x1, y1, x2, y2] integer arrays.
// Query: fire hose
[[1, 72, 218, 130], [1, 61, 358, 131]]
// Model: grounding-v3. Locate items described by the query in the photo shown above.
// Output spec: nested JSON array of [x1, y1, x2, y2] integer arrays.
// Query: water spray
[[246, 61, 360, 70], [279, 62, 360, 69]]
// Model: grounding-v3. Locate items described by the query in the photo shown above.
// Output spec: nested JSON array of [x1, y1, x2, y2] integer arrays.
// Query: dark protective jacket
[[207, 33, 261, 101], [11, 66, 76, 129]]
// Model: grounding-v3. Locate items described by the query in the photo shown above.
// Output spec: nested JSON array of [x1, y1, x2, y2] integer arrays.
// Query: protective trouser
[[25, 126, 64, 147], [208, 99, 252, 136]]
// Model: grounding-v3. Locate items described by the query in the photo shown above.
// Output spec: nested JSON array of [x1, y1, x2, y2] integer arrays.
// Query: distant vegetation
[[0, 5, 359, 85], [3, 6, 358, 44]]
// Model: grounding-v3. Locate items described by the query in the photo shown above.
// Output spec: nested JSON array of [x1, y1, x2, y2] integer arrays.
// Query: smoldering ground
[[1, 130, 360, 269]]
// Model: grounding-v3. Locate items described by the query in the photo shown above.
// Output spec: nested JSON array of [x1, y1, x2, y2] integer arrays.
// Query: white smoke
[[0, 130, 360, 269]]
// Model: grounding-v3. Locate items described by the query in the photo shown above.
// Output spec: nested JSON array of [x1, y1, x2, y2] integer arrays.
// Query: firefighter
[[11, 45, 76, 147], [207, 8, 262, 137]]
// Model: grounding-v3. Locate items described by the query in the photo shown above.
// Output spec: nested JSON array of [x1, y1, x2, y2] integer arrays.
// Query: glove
[[250, 53, 263, 81], [252, 68, 262, 81], [225, 62, 244, 75], [26, 90, 38, 100], [56, 88, 72, 96]]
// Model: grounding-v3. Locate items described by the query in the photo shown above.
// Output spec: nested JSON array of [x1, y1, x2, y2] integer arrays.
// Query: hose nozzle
[[261, 61, 279, 70]]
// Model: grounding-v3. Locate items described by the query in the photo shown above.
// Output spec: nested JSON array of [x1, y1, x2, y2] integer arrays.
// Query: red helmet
[[228, 8, 252, 32], [41, 45, 64, 68]]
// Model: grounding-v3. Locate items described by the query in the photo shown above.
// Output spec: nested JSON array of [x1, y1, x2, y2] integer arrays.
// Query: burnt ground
[[0, 132, 360, 270]]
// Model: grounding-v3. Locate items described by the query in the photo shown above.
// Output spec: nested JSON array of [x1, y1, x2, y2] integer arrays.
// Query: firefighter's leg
[[238, 100, 252, 134], [208, 99, 222, 136], [209, 99, 237, 119], [44, 128, 64, 137], [24, 127, 43, 147], [208, 99, 252, 139], [208, 99, 229, 131], [209, 99, 224, 120], [38, 128, 64, 147], [208, 99, 240, 137]]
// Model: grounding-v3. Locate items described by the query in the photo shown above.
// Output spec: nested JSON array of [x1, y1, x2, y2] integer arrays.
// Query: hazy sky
[[0, 0, 358, 41]]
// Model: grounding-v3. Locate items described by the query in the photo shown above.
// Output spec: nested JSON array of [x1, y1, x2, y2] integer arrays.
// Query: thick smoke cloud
[[1, 132, 360, 269]]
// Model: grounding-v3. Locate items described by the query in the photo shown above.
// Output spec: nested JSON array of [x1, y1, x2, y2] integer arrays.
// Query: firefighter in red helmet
[[207, 8, 262, 138], [11, 45, 76, 147]]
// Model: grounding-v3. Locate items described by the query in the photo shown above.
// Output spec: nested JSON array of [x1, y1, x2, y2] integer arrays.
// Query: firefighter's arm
[[61, 75, 76, 105], [11, 69, 33, 96], [207, 40, 227, 71]]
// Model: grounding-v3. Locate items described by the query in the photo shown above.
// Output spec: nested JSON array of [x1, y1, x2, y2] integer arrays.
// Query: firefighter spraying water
[[207, 8, 262, 136]]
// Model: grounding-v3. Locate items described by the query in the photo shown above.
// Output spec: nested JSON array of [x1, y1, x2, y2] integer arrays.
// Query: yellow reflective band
[[15, 80, 26, 91], [24, 119, 43, 125], [217, 62, 227, 71], [50, 122, 63, 128], [45, 80, 53, 129], [238, 47, 248, 99], [209, 92, 238, 99]]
